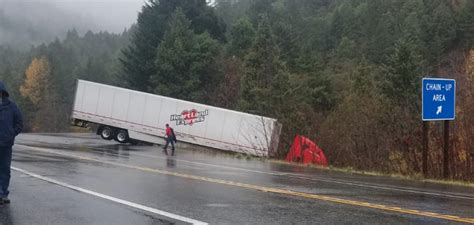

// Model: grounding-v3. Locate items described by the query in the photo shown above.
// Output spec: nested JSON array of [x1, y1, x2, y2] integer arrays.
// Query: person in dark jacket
[[0, 81, 23, 204]]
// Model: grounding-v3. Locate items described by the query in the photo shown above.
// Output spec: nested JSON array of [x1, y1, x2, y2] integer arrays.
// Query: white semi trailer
[[71, 80, 282, 156]]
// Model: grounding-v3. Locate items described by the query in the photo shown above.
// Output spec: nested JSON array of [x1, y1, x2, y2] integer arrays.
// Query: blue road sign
[[422, 78, 456, 121]]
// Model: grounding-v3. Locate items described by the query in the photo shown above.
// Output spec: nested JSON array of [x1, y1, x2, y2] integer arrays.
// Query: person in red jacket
[[163, 124, 176, 156]]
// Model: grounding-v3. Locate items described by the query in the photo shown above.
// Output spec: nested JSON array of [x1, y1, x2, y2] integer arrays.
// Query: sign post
[[443, 120, 450, 178], [422, 78, 456, 179], [422, 121, 428, 177]]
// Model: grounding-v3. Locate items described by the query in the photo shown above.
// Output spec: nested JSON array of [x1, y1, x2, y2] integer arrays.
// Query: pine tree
[[151, 9, 220, 103], [228, 17, 255, 58], [120, 0, 225, 92], [421, 0, 457, 68], [382, 38, 422, 109], [239, 14, 290, 117], [457, 0, 474, 48]]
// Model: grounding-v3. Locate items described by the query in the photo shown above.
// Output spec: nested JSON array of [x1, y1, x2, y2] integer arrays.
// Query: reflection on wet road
[[1, 133, 473, 224]]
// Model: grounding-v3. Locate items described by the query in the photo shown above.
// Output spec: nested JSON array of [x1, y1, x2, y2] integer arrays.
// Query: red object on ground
[[285, 135, 328, 167]]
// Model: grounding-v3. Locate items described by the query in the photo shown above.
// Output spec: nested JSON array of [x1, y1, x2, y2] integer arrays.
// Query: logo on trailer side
[[170, 109, 209, 126]]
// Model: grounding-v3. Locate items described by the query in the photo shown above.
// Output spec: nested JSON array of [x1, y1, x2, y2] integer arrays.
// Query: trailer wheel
[[100, 126, 114, 140], [115, 130, 129, 143]]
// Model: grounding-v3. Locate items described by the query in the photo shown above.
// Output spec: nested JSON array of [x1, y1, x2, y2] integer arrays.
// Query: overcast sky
[[1, 0, 145, 33], [50, 0, 145, 32]]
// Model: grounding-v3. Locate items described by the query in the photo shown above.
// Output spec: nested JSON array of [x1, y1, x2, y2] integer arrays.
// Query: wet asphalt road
[[1, 133, 473, 225]]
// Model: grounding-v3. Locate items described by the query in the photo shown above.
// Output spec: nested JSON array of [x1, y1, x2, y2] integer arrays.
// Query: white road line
[[16, 144, 474, 201], [11, 166, 208, 225]]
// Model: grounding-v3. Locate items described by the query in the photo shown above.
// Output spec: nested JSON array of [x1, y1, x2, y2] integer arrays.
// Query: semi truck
[[71, 80, 282, 156]]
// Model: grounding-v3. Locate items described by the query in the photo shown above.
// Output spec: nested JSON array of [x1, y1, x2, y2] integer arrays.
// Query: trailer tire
[[100, 126, 114, 140], [115, 130, 129, 144]]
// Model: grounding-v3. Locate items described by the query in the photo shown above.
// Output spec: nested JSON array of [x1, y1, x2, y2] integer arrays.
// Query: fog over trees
[[0, 0, 142, 48]]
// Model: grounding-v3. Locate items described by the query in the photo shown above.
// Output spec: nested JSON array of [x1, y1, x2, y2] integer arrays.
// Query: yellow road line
[[18, 145, 474, 224]]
